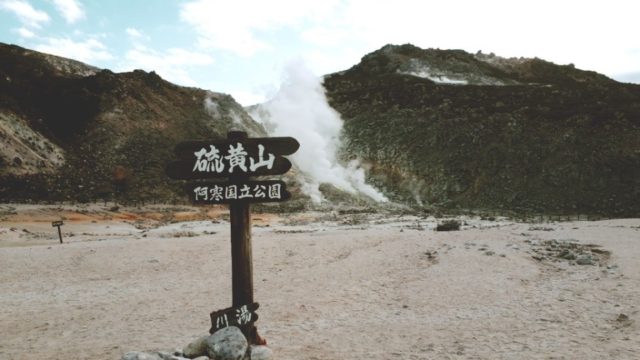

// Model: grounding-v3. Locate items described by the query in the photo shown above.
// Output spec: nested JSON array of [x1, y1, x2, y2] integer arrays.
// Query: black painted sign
[[186, 180, 290, 204], [209, 302, 259, 334], [166, 137, 299, 180]]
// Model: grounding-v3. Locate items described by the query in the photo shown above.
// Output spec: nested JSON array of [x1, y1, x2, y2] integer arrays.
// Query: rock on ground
[[206, 326, 248, 360], [184, 335, 210, 358], [576, 254, 596, 265], [122, 352, 162, 360], [122, 350, 192, 360]]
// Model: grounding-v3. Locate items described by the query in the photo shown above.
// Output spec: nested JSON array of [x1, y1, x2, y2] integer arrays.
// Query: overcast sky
[[1, 0, 639, 105]]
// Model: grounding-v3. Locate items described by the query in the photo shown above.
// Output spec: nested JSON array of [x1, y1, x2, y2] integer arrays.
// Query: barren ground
[[0, 204, 638, 359]]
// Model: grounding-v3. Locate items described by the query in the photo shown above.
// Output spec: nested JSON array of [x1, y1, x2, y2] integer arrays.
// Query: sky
[[1, 0, 639, 105]]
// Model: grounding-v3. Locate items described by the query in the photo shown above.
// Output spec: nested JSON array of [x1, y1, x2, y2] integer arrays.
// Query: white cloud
[[0, 0, 50, 28], [126, 27, 143, 38], [302, 49, 362, 77], [15, 26, 35, 38], [122, 45, 214, 86], [34, 37, 113, 63], [180, 0, 340, 56], [613, 71, 640, 84], [227, 89, 268, 106], [175, 0, 637, 81], [51, 0, 84, 24], [294, 0, 640, 79]]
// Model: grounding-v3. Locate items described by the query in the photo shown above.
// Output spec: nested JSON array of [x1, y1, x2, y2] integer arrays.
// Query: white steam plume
[[250, 61, 387, 203]]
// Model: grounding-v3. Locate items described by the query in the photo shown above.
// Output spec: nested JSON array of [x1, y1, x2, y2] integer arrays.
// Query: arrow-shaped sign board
[[166, 137, 299, 180]]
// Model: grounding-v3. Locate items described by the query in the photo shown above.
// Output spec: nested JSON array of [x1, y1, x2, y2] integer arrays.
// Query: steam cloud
[[250, 62, 387, 203]]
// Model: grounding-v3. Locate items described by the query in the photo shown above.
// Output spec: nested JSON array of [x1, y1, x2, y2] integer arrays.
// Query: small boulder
[[436, 220, 460, 231], [122, 352, 162, 360], [576, 254, 595, 265], [558, 249, 576, 260], [206, 326, 248, 360], [184, 335, 209, 358], [249, 345, 273, 360], [157, 351, 191, 360], [156, 352, 173, 360]]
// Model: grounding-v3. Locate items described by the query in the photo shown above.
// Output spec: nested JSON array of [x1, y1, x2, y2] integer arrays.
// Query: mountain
[[0, 43, 265, 203], [2, 42, 639, 216], [324, 44, 640, 216]]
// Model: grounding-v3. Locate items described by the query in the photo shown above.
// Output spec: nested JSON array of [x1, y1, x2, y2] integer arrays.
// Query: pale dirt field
[[0, 204, 639, 360]]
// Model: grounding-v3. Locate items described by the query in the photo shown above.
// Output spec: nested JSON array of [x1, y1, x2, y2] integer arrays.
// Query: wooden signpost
[[166, 131, 299, 344], [52, 220, 64, 244]]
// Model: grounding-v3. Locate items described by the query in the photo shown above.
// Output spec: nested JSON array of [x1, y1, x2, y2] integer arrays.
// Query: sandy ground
[[0, 204, 639, 360]]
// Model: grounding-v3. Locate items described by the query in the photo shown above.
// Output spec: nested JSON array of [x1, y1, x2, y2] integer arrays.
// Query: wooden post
[[227, 131, 259, 344], [230, 200, 254, 307], [52, 221, 64, 243]]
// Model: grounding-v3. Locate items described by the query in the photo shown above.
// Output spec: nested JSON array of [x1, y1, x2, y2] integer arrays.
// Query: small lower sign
[[52, 220, 63, 227], [210, 302, 259, 334], [186, 181, 290, 204]]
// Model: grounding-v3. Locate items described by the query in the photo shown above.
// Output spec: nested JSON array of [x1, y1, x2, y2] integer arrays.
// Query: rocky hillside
[[324, 44, 640, 216], [0, 43, 265, 202], [2, 42, 639, 216]]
